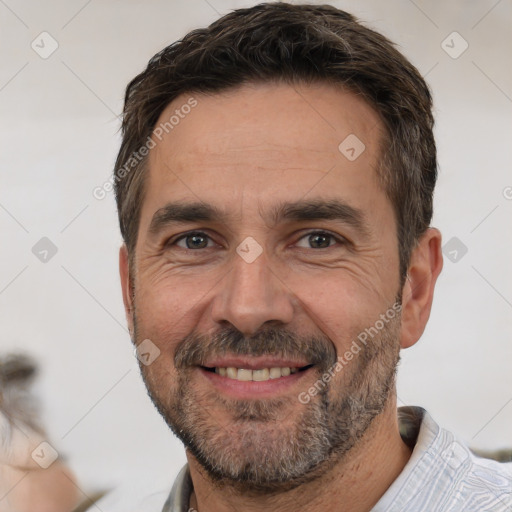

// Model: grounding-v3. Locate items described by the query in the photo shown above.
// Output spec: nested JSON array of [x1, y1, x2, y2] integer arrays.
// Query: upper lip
[[201, 356, 311, 370]]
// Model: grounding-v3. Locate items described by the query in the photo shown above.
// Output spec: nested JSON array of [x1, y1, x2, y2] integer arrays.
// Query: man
[[107, 3, 511, 511]]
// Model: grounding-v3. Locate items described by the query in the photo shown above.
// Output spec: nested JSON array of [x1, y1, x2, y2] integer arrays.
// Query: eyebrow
[[269, 199, 370, 236], [148, 199, 370, 237], [148, 202, 223, 235]]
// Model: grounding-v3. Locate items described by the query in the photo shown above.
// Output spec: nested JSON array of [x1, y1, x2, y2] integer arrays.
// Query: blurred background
[[1, 0, 511, 497]]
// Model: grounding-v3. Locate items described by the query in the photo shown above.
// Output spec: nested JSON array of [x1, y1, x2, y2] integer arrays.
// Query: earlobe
[[400, 228, 443, 349], [119, 244, 134, 334]]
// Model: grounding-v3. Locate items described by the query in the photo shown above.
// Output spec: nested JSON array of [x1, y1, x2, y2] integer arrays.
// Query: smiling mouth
[[202, 365, 314, 382]]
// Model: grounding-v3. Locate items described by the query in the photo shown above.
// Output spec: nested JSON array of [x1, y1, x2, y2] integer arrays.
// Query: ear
[[119, 244, 134, 335], [400, 228, 443, 349]]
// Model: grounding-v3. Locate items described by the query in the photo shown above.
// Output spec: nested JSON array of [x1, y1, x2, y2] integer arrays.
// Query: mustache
[[174, 325, 337, 371]]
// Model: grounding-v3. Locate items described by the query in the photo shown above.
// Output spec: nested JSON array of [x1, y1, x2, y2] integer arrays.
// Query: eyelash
[[169, 230, 346, 250]]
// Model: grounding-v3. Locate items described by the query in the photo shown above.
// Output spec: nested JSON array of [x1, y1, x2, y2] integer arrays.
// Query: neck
[[187, 396, 412, 512]]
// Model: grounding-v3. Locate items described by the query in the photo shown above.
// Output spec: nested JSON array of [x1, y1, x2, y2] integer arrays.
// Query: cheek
[[134, 270, 216, 342], [287, 272, 387, 346]]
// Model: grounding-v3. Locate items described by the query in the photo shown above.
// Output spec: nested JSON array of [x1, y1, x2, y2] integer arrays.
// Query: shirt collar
[[161, 463, 193, 512]]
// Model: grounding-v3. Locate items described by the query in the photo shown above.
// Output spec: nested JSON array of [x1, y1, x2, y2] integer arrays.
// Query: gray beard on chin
[[135, 308, 401, 494]]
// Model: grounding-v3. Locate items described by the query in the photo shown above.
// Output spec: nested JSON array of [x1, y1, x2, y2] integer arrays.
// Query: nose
[[210, 249, 295, 336]]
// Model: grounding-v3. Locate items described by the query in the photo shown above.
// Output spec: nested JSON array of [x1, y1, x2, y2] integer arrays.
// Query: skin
[[120, 82, 443, 512], [0, 422, 79, 512]]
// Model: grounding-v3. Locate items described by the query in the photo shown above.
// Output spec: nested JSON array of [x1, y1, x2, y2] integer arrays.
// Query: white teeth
[[252, 368, 270, 381], [237, 369, 252, 381], [214, 366, 301, 381], [269, 367, 282, 379]]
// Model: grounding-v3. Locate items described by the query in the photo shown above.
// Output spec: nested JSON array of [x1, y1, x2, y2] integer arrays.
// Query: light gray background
[[1, 0, 511, 496]]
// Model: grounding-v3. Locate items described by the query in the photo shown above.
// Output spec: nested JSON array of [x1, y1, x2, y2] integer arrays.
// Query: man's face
[[123, 82, 404, 491]]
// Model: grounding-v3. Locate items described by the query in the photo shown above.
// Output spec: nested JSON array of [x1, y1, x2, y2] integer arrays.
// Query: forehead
[[141, 82, 389, 231], [155, 82, 381, 161]]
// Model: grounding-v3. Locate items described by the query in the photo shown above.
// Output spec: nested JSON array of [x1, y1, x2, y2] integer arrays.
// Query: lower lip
[[198, 367, 313, 399]]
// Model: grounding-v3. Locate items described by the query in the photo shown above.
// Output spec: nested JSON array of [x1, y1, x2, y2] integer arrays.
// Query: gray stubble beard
[[136, 312, 401, 494]]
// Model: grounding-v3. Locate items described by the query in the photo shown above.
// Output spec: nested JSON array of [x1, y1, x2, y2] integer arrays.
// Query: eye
[[295, 231, 342, 249], [173, 232, 215, 250]]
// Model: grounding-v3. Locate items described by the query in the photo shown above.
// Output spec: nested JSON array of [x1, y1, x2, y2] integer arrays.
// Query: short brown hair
[[114, 2, 436, 279]]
